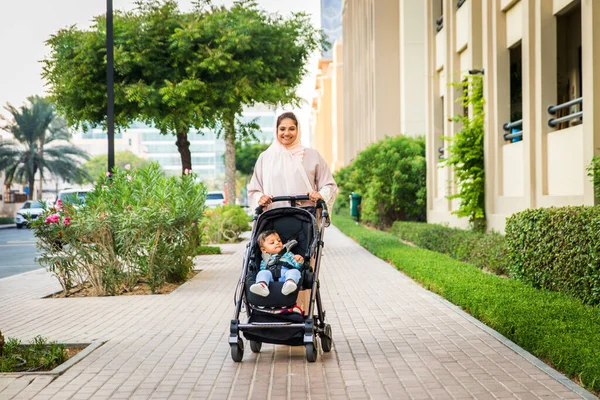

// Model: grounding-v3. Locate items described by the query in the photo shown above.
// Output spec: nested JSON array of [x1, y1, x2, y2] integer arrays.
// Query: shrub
[[0, 217, 14, 224], [391, 221, 510, 275], [0, 336, 67, 372], [196, 245, 222, 255], [334, 212, 600, 394], [333, 135, 426, 227], [201, 204, 251, 243], [505, 206, 600, 306], [31, 164, 206, 295]]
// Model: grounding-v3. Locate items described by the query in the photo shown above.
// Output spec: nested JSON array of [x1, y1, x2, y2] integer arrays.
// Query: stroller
[[229, 195, 332, 362]]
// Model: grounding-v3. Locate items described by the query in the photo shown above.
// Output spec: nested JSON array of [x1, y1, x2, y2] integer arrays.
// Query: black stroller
[[229, 195, 332, 362]]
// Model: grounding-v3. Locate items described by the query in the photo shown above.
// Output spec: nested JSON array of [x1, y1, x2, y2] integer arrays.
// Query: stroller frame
[[229, 195, 332, 362]]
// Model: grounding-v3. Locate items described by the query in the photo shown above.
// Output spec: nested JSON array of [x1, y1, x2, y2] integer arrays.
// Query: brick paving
[[0, 226, 596, 399]]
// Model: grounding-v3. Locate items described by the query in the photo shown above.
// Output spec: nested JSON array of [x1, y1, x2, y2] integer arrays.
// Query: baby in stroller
[[249, 230, 304, 297]]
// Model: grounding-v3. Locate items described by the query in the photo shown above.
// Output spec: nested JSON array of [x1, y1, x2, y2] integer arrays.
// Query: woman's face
[[277, 118, 298, 147]]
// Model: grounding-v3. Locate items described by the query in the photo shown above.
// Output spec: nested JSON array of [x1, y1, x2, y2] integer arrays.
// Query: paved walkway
[[0, 227, 596, 400]]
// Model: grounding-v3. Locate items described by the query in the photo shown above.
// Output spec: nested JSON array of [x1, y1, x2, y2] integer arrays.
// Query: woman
[[247, 111, 337, 212]]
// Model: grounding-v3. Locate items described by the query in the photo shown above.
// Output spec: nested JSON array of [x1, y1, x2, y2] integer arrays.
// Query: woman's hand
[[308, 191, 323, 203], [258, 194, 273, 207]]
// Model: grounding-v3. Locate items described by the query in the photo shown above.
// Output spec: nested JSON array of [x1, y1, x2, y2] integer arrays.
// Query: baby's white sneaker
[[281, 280, 297, 295], [250, 282, 270, 297]]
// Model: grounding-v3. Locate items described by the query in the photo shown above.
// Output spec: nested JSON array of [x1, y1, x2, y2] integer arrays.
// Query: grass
[[196, 245, 222, 255], [0, 336, 67, 372], [333, 212, 600, 394], [0, 217, 14, 224]]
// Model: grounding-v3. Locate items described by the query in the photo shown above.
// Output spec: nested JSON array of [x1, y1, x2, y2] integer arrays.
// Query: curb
[[0, 224, 15, 229]]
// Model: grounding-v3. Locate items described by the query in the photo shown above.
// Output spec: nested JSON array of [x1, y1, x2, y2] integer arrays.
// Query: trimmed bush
[[506, 206, 600, 306], [391, 221, 510, 275], [334, 211, 600, 394], [196, 245, 222, 255], [201, 205, 251, 244], [333, 135, 426, 227]]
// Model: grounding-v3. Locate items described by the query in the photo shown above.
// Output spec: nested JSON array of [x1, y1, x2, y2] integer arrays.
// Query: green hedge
[[333, 135, 426, 227], [0, 217, 14, 225], [391, 221, 510, 275], [506, 206, 600, 306], [334, 212, 600, 394], [196, 245, 222, 255]]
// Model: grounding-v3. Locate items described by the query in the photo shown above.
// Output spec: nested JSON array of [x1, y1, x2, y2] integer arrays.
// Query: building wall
[[425, 0, 599, 232]]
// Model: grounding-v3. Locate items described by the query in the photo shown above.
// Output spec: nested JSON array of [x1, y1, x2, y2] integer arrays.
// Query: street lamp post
[[106, 0, 115, 173]]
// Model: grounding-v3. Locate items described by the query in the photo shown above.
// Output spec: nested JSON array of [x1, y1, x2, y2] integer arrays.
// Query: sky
[[0, 0, 322, 142]]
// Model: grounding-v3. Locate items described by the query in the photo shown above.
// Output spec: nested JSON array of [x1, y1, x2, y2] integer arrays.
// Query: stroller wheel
[[305, 342, 317, 362], [321, 324, 333, 353], [249, 340, 262, 353], [230, 338, 244, 362]]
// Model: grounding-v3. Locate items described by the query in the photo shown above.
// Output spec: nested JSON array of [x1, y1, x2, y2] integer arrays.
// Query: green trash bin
[[350, 193, 362, 221]]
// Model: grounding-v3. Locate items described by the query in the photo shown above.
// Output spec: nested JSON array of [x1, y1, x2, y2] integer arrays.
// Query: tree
[[0, 97, 90, 200], [234, 140, 270, 176], [176, 1, 325, 203], [42, 1, 214, 174], [82, 151, 154, 183]]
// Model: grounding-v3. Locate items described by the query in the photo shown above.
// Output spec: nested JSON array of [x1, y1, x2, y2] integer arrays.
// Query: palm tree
[[0, 96, 90, 200]]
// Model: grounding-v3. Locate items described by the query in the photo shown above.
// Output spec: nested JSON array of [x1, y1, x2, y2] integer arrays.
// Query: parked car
[[15, 200, 45, 229], [205, 191, 226, 208], [56, 188, 93, 206]]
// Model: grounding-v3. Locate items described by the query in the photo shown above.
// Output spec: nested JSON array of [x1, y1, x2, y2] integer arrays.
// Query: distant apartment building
[[72, 107, 276, 183]]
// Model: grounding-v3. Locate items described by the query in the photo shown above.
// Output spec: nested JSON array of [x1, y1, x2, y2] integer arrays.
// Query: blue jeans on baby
[[256, 267, 301, 284]]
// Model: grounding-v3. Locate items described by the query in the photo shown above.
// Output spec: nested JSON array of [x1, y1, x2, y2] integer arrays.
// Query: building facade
[[337, 0, 598, 232], [426, 0, 597, 232]]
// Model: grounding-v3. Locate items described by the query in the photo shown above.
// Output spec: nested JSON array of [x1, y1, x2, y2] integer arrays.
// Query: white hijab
[[261, 115, 314, 206]]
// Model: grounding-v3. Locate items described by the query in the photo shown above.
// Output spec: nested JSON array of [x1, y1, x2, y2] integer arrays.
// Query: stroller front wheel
[[305, 342, 317, 362], [231, 338, 244, 362], [249, 340, 262, 353]]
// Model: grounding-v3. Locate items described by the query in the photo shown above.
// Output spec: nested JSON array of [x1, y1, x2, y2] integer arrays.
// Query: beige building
[[312, 0, 427, 170], [426, 0, 596, 232], [329, 0, 597, 232]]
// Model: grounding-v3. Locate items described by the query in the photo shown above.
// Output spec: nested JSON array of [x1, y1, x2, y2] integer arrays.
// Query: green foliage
[[201, 205, 251, 244], [0, 96, 90, 197], [333, 135, 426, 227], [391, 221, 510, 275], [586, 156, 600, 201], [505, 206, 600, 306], [82, 151, 155, 183], [442, 75, 485, 229], [235, 140, 270, 176], [0, 336, 67, 372], [31, 164, 206, 295], [0, 217, 14, 224], [196, 245, 222, 255], [333, 211, 600, 394]]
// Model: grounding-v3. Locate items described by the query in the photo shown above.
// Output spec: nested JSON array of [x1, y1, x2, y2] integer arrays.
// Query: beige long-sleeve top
[[247, 148, 338, 210]]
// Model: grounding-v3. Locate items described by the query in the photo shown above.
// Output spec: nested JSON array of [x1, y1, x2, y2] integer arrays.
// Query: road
[[0, 228, 42, 279]]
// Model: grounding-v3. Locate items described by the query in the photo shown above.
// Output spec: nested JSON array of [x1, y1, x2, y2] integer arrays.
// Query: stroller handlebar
[[254, 195, 330, 223]]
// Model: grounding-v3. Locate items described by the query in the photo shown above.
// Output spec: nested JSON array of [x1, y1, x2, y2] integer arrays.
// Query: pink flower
[[127, 175, 132, 181], [124, 164, 131, 170], [106, 171, 111, 177], [63, 217, 71, 226], [56, 199, 63, 210], [184, 168, 189, 175], [45, 214, 60, 224]]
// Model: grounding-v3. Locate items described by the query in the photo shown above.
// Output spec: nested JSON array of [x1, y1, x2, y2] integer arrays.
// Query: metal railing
[[436, 16, 443, 32], [457, 0, 467, 8], [503, 119, 523, 141], [548, 97, 583, 128], [438, 147, 445, 160]]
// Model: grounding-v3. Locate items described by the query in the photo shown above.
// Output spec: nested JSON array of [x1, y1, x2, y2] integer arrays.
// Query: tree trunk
[[0, 329, 4, 357], [28, 172, 35, 201], [175, 128, 192, 173], [224, 117, 237, 205]]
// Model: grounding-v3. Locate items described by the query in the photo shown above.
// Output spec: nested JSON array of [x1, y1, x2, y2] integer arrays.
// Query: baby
[[249, 230, 304, 297]]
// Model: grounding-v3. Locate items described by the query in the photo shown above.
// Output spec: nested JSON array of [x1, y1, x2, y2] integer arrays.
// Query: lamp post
[[106, 0, 115, 173]]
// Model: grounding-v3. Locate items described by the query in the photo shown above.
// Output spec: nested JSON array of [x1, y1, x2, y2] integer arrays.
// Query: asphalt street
[[0, 227, 42, 279]]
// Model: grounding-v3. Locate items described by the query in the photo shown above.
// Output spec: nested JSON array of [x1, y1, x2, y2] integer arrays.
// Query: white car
[[205, 191, 226, 208], [15, 200, 45, 229], [56, 188, 93, 206]]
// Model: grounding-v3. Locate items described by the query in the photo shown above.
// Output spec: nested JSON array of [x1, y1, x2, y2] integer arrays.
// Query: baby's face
[[260, 233, 283, 254]]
